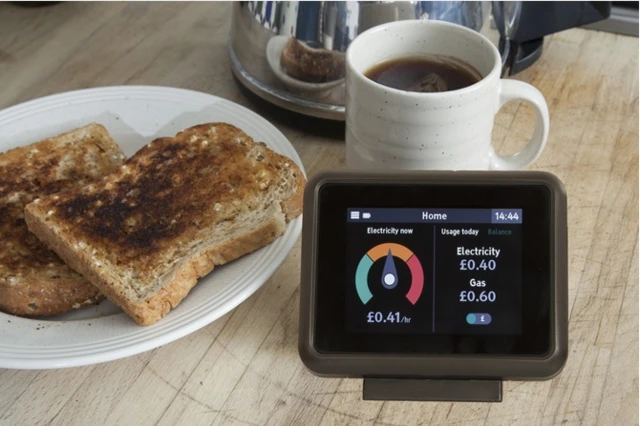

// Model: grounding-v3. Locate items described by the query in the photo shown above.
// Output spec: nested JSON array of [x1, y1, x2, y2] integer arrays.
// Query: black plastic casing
[[298, 170, 568, 381]]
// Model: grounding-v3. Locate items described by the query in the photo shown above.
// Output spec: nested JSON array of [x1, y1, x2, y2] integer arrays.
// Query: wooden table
[[0, 3, 637, 425]]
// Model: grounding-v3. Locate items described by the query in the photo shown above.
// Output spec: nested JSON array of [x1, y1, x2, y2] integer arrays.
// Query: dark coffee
[[364, 55, 482, 93]]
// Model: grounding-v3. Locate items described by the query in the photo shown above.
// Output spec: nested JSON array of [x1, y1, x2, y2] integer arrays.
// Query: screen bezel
[[313, 182, 552, 356]]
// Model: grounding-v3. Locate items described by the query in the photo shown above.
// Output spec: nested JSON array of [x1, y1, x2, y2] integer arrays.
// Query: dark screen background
[[346, 219, 522, 335]]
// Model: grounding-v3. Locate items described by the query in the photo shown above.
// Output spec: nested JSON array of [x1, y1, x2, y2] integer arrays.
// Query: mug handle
[[490, 80, 550, 170]]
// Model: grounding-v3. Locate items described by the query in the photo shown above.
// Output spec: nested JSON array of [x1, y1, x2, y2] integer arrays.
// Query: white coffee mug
[[345, 20, 549, 171]]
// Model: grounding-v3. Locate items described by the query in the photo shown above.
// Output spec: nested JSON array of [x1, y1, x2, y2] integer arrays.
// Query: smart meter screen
[[313, 183, 552, 356], [346, 208, 522, 335]]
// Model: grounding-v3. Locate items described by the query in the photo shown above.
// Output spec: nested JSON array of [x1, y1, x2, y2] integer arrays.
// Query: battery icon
[[362, 212, 372, 219]]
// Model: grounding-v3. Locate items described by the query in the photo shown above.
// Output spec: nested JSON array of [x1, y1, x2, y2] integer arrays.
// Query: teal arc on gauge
[[355, 256, 375, 304]]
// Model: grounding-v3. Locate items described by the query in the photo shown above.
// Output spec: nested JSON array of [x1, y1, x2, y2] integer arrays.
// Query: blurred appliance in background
[[496, 1, 615, 76], [582, 1, 638, 36], [229, 1, 613, 120]]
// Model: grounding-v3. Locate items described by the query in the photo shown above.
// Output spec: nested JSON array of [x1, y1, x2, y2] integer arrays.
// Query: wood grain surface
[[0, 2, 637, 426]]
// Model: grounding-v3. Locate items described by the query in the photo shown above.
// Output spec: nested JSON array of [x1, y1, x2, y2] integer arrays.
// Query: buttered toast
[[25, 123, 305, 326], [0, 123, 126, 316]]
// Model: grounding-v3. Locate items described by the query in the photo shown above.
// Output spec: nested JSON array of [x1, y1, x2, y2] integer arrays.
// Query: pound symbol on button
[[466, 313, 492, 325]]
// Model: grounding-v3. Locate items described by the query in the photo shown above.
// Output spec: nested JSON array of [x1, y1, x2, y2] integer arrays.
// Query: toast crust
[[0, 123, 126, 316], [0, 277, 100, 317], [25, 123, 305, 325]]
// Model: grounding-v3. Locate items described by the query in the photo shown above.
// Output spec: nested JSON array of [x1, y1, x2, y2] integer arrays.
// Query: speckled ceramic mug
[[345, 20, 549, 171]]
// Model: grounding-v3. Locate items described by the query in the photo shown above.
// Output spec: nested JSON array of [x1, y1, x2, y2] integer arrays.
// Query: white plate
[[0, 86, 305, 369], [266, 35, 345, 93]]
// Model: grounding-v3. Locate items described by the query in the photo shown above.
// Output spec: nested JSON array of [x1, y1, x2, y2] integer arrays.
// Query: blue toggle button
[[466, 313, 492, 325]]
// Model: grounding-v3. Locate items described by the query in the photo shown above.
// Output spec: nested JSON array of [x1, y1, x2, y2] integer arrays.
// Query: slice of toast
[[25, 123, 306, 326], [0, 123, 126, 316]]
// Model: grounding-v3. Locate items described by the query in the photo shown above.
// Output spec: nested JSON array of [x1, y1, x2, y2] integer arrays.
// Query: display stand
[[363, 378, 502, 402]]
